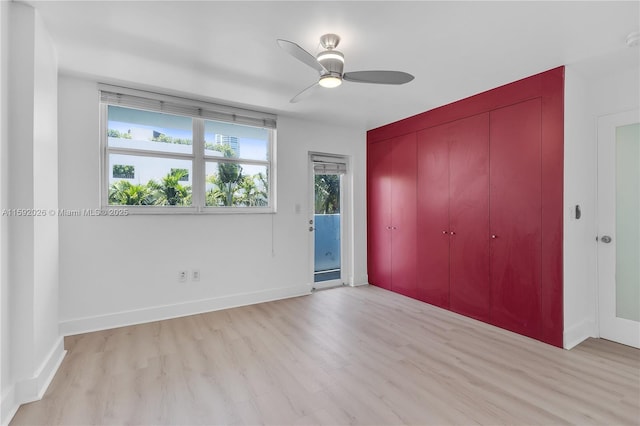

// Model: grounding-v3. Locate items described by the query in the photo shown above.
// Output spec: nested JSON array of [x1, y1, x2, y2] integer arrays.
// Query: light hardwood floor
[[11, 285, 640, 425]]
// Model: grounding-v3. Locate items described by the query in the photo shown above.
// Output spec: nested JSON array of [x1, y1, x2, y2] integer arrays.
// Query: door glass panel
[[616, 123, 640, 321], [314, 174, 341, 283]]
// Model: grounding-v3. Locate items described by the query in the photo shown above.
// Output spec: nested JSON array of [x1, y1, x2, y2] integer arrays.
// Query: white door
[[309, 153, 348, 290], [597, 109, 640, 348]]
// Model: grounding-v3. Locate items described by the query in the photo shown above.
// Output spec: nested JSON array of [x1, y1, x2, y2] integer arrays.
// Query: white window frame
[[99, 85, 277, 214]]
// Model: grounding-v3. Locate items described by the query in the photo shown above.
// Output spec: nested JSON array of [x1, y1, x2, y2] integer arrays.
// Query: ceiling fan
[[277, 33, 415, 103]]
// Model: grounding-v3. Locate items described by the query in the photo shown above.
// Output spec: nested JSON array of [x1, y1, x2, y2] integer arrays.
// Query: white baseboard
[[1, 384, 18, 426], [564, 318, 597, 350], [15, 336, 66, 403], [3, 336, 66, 425], [352, 274, 368, 286], [60, 285, 312, 336]]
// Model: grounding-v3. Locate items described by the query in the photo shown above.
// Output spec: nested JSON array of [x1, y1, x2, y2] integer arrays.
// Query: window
[[100, 86, 276, 213], [204, 120, 270, 207]]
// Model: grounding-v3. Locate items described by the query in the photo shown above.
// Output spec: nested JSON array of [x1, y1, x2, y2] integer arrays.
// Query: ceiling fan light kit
[[277, 33, 414, 103], [319, 75, 343, 88]]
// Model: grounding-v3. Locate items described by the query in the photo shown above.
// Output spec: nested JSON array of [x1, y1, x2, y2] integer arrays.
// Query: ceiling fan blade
[[343, 70, 414, 85], [277, 39, 327, 74], [290, 82, 320, 103]]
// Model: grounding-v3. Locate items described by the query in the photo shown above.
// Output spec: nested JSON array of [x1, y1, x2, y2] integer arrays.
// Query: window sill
[[101, 206, 276, 215]]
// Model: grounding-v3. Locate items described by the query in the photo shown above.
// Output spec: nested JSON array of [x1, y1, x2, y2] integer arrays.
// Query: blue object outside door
[[314, 214, 340, 282]]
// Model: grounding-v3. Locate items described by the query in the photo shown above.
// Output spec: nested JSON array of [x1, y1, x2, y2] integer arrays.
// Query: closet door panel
[[449, 113, 491, 321], [367, 139, 392, 290], [390, 133, 418, 298], [490, 99, 542, 339], [417, 126, 450, 308]]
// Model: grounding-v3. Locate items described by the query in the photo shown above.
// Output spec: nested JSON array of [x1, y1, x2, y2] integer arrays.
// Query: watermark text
[[1, 208, 129, 217]]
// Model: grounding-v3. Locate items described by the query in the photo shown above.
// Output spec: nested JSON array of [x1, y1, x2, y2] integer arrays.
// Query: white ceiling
[[24, 0, 640, 130]]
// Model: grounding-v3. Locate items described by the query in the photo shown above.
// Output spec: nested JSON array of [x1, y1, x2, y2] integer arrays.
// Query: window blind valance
[[311, 154, 348, 175], [99, 84, 277, 129]]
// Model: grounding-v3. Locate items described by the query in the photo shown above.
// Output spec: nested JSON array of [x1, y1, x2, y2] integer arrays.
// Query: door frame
[[596, 108, 640, 348], [308, 152, 352, 290]]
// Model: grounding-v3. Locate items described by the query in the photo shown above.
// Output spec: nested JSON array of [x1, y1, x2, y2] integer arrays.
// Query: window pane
[[204, 120, 269, 161], [205, 162, 268, 207], [108, 153, 192, 206], [108, 105, 193, 154]]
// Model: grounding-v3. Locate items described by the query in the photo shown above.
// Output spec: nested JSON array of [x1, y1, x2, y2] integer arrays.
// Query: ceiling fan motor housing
[[317, 49, 344, 78]]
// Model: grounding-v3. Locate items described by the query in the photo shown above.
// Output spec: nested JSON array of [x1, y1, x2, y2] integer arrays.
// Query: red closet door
[[390, 133, 417, 298], [417, 126, 450, 308], [490, 99, 542, 339], [367, 139, 392, 290], [449, 114, 491, 321]]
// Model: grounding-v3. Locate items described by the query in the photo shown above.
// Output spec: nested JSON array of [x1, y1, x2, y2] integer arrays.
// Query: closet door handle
[[491, 234, 498, 239], [450, 231, 456, 236], [442, 230, 448, 235]]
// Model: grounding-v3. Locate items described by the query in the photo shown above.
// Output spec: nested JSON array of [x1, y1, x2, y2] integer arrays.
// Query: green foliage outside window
[[205, 143, 268, 207], [170, 168, 189, 182], [108, 129, 195, 146], [315, 175, 340, 214], [151, 132, 192, 145], [148, 169, 191, 206], [108, 181, 155, 205], [107, 129, 132, 139], [109, 165, 267, 207], [109, 169, 191, 206], [113, 164, 135, 179], [108, 143, 267, 208]]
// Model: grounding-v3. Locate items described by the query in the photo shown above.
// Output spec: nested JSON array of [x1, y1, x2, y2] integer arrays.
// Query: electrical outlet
[[191, 269, 200, 282], [178, 270, 188, 283]]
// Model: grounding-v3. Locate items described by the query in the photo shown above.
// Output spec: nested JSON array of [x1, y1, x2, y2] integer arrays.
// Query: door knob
[[450, 231, 456, 235], [600, 235, 613, 243], [442, 230, 448, 235], [491, 235, 498, 239], [309, 226, 314, 232]]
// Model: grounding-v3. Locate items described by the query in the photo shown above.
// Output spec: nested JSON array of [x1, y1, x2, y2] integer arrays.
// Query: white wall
[[563, 66, 599, 349], [2, 3, 65, 423], [563, 63, 640, 349], [57, 75, 367, 335], [32, 6, 62, 382], [0, 0, 9, 422], [588, 67, 640, 117]]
